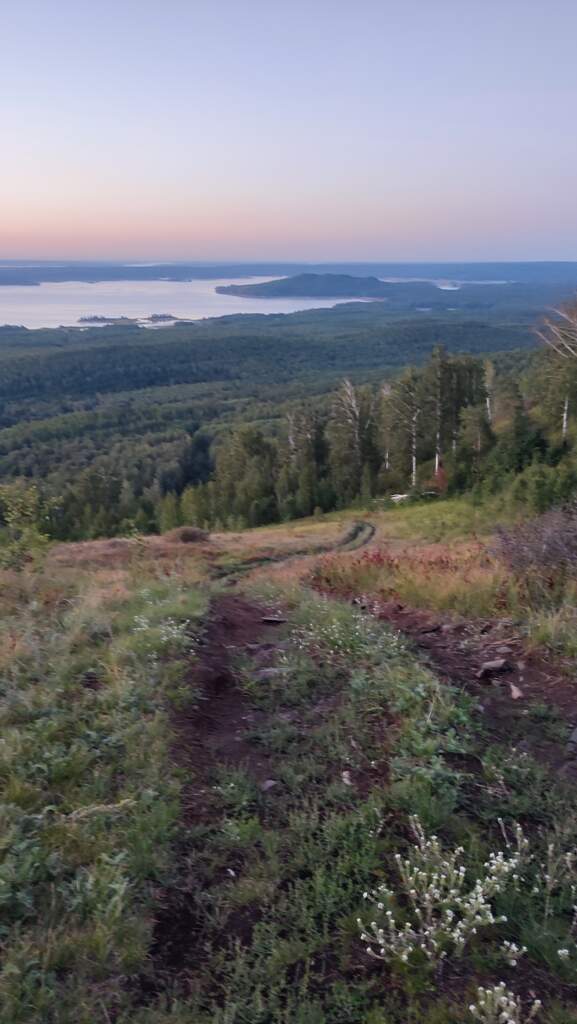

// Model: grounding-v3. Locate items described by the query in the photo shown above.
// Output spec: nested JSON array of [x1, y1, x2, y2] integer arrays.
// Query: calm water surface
[[0, 277, 361, 329]]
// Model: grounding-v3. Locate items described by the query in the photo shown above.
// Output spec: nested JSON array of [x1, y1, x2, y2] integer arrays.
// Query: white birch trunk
[[411, 412, 418, 489], [562, 394, 569, 440]]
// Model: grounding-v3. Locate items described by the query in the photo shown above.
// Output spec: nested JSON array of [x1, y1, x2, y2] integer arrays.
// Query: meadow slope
[[2, 506, 577, 1022]]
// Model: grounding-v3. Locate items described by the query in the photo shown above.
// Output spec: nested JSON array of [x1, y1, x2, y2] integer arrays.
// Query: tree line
[[2, 318, 577, 542], [157, 344, 577, 532]]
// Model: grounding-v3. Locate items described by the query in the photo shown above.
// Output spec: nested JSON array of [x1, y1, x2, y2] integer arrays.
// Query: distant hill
[[2, 260, 577, 288], [216, 273, 394, 299]]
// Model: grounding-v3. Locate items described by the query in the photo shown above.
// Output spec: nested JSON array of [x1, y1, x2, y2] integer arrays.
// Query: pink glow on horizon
[[2, 0, 577, 260]]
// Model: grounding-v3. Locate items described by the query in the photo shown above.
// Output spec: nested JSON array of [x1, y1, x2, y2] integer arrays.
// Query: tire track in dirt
[[212, 519, 376, 582], [144, 593, 288, 993]]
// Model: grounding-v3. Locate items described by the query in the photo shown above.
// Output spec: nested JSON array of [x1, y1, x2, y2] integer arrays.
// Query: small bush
[[493, 505, 577, 609], [164, 526, 209, 543]]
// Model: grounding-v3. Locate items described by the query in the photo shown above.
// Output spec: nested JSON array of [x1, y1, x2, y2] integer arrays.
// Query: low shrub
[[164, 525, 209, 543]]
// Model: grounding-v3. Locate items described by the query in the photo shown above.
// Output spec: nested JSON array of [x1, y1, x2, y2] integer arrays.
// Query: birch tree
[[536, 299, 577, 438], [389, 368, 424, 489], [328, 380, 378, 504], [537, 299, 577, 359], [484, 359, 496, 425], [422, 345, 451, 476]]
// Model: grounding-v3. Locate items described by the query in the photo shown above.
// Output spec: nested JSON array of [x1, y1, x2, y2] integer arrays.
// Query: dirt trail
[[145, 524, 577, 1002], [205, 526, 577, 779], [175, 593, 282, 817], [213, 518, 375, 581], [147, 593, 287, 988], [263, 517, 577, 773], [221, 518, 577, 775]]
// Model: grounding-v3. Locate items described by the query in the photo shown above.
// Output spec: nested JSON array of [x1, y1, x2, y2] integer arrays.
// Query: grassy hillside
[[3, 503, 577, 1022]]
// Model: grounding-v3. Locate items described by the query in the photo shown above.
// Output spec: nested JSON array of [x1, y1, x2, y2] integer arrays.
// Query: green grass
[[528, 602, 577, 658], [372, 495, 513, 543], [0, 562, 209, 1023]]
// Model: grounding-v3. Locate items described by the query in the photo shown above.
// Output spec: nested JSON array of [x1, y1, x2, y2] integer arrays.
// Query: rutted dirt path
[[212, 518, 376, 581], [144, 526, 577, 1007], [146, 593, 287, 990], [174, 594, 279, 816]]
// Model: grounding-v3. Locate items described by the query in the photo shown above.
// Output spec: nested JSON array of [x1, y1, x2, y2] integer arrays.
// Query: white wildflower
[[358, 815, 529, 968], [468, 984, 541, 1023]]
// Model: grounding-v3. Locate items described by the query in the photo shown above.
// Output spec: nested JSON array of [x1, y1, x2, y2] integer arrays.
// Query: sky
[[2, 0, 577, 261]]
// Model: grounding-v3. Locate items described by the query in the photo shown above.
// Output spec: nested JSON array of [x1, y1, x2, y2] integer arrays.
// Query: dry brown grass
[[48, 533, 213, 571], [211, 517, 347, 560], [312, 538, 511, 619]]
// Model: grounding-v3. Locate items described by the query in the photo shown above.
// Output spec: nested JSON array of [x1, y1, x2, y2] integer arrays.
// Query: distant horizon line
[[2, 257, 577, 266]]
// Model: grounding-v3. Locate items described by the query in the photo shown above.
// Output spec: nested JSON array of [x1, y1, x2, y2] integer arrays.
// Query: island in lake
[[216, 273, 393, 299], [79, 313, 184, 325]]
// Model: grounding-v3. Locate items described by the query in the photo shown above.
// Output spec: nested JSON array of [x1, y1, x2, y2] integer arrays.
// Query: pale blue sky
[[2, 0, 576, 259]]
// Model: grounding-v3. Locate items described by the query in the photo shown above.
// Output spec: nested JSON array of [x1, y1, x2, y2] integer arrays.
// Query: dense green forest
[[215, 270, 577, 310], [152, 341, 577, 532], [2, 296, 577, 541], [0, 300, 539, 540]]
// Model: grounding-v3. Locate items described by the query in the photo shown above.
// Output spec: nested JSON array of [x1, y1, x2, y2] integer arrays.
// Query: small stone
[[476, 658, 512, 679], [254, 667, 289, 681], [260, 779, 278, 792], [341, 770, 353, 786]]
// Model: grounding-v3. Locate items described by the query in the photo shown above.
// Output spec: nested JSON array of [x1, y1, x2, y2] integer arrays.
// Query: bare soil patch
[[175, 593, 280, 816], [145, 593, 284, 989], [354, 595, 577, 773]]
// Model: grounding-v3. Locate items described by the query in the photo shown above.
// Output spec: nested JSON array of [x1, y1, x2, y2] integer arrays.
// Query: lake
[[0, 277, 361, 329]]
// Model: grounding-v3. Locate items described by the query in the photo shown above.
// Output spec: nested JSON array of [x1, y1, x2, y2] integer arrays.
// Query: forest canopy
[[1, 298, 573, 541]]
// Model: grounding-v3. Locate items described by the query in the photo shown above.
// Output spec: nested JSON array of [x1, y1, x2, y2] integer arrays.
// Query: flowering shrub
[[358, 815, 528, 968], [293, 603, 405, 664], [468, 983, 541, 1023], [132, 614, 195, 652]]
